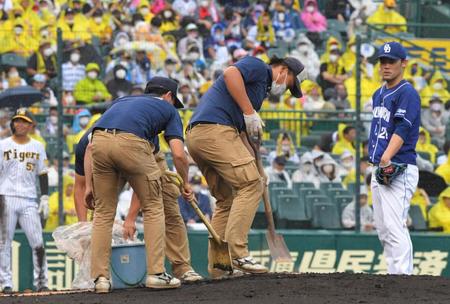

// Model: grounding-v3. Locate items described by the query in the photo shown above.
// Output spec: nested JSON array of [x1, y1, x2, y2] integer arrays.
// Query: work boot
[[180, 270, 203, 283], [232, 256, 268, 274], [94, 276, 111, 294], [37, 286, 50, 292], [2, 287, 13, 294], [146, 272, 180, 289]]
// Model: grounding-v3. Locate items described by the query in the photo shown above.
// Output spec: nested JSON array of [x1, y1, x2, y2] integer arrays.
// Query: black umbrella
[[418, 170, 447, 197], [0, 86, 44, 109]]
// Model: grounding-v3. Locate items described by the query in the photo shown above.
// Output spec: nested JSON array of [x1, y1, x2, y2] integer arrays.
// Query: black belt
[[95, 128, 126, 135], [186, 121, 218, 131]]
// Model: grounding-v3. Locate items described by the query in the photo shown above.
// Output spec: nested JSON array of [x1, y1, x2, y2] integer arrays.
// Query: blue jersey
[[189, 56, 272, 131], [368, 80, 421, 165], [95, 95, 183, 151]]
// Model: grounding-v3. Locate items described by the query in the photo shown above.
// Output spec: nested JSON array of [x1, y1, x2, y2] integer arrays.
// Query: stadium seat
[[300, 135, 321, 148], [292, 182, 315, 194], [268, 181, 287, 190], [312, 202, 341, 229], [334, 195, 354, 214], [327, 19, 348, 34], [269, 187, 294, 213], [325, 188, 351, 200], [409, 205, 427, 231], [276, 194, 309, 228], [320, 182, 344, 191], [305, 194, 331, 219]]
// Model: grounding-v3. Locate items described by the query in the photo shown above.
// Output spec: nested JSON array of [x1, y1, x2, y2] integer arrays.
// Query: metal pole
[[355, 35, 362, 233], [56, 28, 64, 226]]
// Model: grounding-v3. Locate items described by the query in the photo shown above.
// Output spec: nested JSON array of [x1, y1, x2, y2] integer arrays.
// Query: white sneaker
[[232, 256, 268, 274], [146, 272, 181, 289], [180, 270, 203, 283], [94, 277, 111, 294]]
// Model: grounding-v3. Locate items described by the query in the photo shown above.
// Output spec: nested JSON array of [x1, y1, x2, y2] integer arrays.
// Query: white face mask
[[40, 30, 49, 37], [49, 116, 58, 125], [87, 71, 98, 79], [355, 18, 363, 26], [192, 185, 201, 193], [43, 47, 53, 57], [65, 94, 74, 104], [200, 0, 209, 7], [433, 82, 443, 90], [70, 52, 80, 63], [9, 71, 19, 78], [306, 5, 314, 13], [187, 52, 200, 61], [298, 45, 308, 53], [163, 10, 172, 19], [281, 144, 290, 153], [278, 13, 285, 22], [14, 27, 23, 35], [94, 16, 102, 24], [115, 69, 126, 79], [350, 45, 356, 53], [140, 8, 149, 15], [342, 160, 354, 169], [329, 54, 338, 63], [303, 163, 313, 173], [270, 72, 287, 96], [79, 116, 90, 127], [322, 164, 334, 174]]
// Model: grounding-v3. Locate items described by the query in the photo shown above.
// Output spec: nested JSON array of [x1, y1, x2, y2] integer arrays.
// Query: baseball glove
[[375, 162, 407, 185]]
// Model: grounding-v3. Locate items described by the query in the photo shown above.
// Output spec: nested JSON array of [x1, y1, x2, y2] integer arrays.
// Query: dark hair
[[343, 126, 355, 135], [269, 56, 288, 68], [443, 141, 450, 154]]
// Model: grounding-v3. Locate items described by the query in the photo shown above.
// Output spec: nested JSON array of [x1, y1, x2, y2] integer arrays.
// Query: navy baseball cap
[[145, 77, 184, 109], [283, 57, 304, 98], [377, 42, 407, 61]]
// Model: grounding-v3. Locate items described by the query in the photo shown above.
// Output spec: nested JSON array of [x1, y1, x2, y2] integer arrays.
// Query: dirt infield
[[2, 273, 449, 304]]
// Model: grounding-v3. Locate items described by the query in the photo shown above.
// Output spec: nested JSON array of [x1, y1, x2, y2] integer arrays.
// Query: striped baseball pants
[[0, 195, 48, 290]]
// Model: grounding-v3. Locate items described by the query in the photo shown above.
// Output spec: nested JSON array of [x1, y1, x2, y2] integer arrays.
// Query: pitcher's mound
[[2, 273, 449, 304]]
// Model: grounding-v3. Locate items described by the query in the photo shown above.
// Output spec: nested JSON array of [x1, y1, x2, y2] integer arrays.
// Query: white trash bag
[[52, 221, 142, 290]]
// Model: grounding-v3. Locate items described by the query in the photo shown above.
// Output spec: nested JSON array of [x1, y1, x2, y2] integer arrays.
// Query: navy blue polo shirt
[[94, 95, 183, 151], [189, 56, 272, 131], [75, 130, 90, 176]]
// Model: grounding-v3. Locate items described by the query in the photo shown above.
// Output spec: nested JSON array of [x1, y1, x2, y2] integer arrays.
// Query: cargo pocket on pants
[[230, 157, 260, 184]]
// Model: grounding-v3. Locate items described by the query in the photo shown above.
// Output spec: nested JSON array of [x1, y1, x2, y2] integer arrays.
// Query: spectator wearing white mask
[[317, 154, 342, 183], [268, 132, 300, 165], [292, 152, 320, 188], [62, 49, 86, 91], [289, 34, 320, 81], [339, 150, 355, 178], [265, 156, 293, 189]]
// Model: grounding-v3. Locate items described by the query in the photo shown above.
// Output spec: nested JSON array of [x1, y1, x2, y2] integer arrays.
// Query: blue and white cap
[[377, 42, 407, 60]]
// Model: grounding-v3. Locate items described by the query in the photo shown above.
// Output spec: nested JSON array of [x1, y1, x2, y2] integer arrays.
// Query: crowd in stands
[[0, 0, 448, 232]]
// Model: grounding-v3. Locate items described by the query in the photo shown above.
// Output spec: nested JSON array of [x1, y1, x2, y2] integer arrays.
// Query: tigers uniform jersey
[[0, 137, 47, 199]]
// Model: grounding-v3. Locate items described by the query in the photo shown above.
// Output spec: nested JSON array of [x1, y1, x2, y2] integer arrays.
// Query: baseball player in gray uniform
[[0, 109, 50, 293], [369, 42, 420, 275]]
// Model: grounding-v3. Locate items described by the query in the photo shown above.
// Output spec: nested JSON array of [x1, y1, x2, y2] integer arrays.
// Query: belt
[[186, 121, 218, 132], [95, 128, 126, 135]]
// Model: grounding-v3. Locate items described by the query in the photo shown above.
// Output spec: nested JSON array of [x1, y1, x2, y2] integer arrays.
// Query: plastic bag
[[52, 221, 142, 289]]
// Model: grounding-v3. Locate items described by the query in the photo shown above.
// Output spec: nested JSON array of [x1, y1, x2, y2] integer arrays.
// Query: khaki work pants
[[155, 151, 193, 277], [186, 124, 263, 270], [90, 131, 165, 279]]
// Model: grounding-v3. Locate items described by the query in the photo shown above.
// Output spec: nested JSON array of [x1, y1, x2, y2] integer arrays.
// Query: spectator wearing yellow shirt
[[332, 124, 357, 156], [367, 0, 407, 34], [138, 2, 154, 22], [0, 18, 38, 57], [45, 175, 77, 231], [89, 10, 112, 44], [57, 8, 91, 43], [26, 40, 57, 79], [420, 70, 449, 108], [74, 63, 111, 105], [410, 188, 431, 221], [428, 187, 450, 232], [158, 8, 178, 33]]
